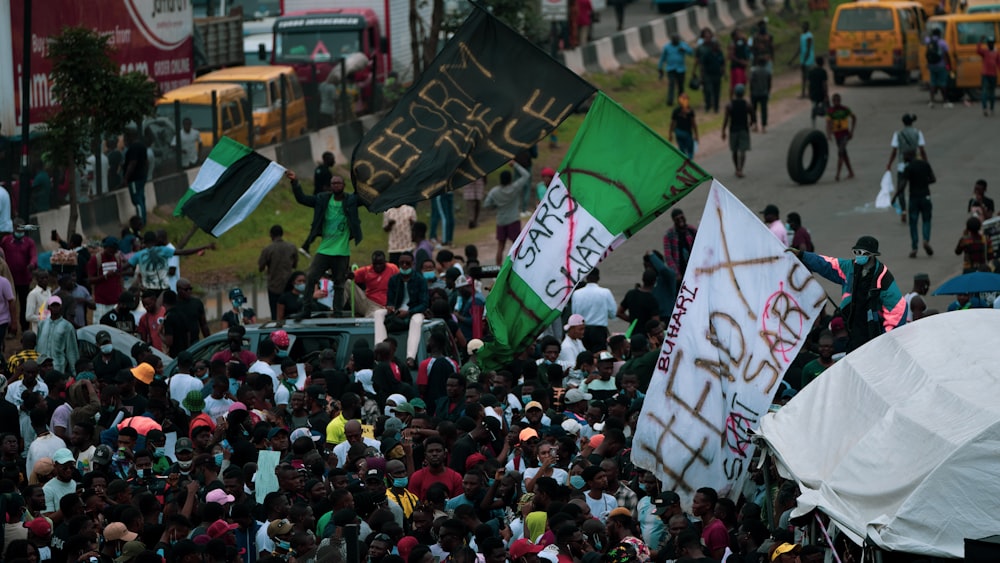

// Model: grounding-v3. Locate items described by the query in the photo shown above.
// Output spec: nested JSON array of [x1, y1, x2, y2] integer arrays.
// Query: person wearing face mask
[[87, 236, 126, 324], [277, 271, 309, 321], [351, 251, 400, 317], [789, 235, 905, 352], [2, 218, 38, 333], [168, 437, 196, 476], [91, 330, 133, 383], [144, 429, 171, 474], [268, 517, 296, 559], [221, 287, 256, 329], [375, 252, 428, 365]]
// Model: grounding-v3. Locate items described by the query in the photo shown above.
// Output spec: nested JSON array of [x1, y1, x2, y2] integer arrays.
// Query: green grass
[[155, 2, 846, 286]]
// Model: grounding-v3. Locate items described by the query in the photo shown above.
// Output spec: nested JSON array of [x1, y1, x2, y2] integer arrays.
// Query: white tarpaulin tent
[[757, 309, 1000, 559]]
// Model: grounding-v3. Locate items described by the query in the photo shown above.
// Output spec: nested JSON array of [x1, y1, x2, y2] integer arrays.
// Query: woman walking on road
[[669, 93, 699, 159]]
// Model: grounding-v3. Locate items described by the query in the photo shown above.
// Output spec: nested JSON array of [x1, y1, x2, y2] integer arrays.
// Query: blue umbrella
[[932, 272, 1000, 295]]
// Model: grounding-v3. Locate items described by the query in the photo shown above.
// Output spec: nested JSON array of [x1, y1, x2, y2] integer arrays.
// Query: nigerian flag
[[173, 137, 286, 237], [479, 93, 711, 368]]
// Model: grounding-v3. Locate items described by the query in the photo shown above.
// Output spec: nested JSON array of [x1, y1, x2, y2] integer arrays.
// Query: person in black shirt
[[314, 152, 335, 195], [968, 178, 995, 220], [722, 84, 754, 178], [162, 290, 190, 358], [120, 130, 148, 224], [99, 293, 138, 336], [93, 330, 134, 383], [668, 93, 698, 159], [617, 269, 660, 337], [807, 57, 829, 128], [894, 150, 936, 258]]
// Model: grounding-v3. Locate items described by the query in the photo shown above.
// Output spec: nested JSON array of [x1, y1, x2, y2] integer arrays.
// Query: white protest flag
[[632, 180, 827, 507]]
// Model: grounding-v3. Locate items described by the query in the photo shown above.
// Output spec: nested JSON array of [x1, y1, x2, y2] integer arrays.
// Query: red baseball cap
[[207, 519, 240, 539], [25, 517, 52, 537], [465, 453, 487, 472], [510, 539, 545, 560]]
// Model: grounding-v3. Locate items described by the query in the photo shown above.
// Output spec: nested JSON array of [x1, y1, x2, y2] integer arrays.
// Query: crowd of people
[[0, 166, 861, 563]]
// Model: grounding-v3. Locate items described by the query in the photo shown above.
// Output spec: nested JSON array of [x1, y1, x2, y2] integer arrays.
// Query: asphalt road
[[597, 78, 995, 331]]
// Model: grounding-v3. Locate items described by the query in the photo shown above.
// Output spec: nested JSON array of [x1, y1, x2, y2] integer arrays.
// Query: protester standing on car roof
[[289, 169, 362, 317]]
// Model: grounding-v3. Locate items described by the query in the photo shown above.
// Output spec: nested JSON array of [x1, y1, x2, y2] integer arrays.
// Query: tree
[[44, 27, 158, 236]]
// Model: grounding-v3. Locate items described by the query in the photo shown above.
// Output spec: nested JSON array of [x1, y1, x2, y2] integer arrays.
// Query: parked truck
[[272, 0, 431, 122]]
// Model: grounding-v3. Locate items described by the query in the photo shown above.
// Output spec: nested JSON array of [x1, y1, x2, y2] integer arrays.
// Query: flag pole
[[176, 222, 200, 250]]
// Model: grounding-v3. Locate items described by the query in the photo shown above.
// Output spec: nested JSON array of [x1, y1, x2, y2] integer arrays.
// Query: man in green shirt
[[289, 170, 362, 315], [801, 331, 836, 387]]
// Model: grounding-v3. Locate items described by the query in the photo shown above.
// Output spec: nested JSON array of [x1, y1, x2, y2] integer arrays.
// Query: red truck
[[273, 0, 429, 119]]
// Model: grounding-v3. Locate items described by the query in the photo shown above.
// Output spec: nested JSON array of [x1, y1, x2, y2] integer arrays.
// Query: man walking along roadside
[[893, 150, 936, 258], [659, 35, 693, 107], [290, 170, 362, 316], [258, 224, 298, 320], [826, 93, 857, 182]]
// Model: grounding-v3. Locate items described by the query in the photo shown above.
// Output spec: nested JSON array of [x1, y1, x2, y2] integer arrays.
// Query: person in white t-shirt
[[173, 118, 202, 168], [524, 441, 569, 492], [169, 352, 206, 415], [43, 448, 79, 512]]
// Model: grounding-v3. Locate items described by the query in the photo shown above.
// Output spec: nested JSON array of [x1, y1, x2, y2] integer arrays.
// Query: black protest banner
[[351, 6, 596, 213]]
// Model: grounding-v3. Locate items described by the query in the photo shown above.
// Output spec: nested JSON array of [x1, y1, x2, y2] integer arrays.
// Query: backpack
[[897, 127, 919, 156], [926, 39, 942, 65]]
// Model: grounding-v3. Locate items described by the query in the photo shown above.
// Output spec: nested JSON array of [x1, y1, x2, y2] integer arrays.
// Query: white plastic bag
[[875, 170, 894, 209]]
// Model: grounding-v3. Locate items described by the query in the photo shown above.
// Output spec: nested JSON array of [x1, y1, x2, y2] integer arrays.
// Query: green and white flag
[[173, 137, 286, 237], [480, 93, 711, 368]]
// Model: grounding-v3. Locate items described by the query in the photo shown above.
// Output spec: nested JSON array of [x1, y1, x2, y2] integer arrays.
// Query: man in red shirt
[[137, 289, 166, 352], [1, 219, 37, 331], [350, 250, 399, 316], [691, 486, 729, 560], [87, 237, 126, 323], [408, 436, 462, 500]]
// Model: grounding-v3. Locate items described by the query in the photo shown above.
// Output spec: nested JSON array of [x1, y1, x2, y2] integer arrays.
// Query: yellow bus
[[829, 1, 927, 84], [195, 66, 308, 146], [156, 83, 251, 149]]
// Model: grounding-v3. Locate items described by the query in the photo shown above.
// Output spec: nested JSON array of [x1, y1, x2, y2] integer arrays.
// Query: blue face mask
[[277, 350, 289, 358], [294, 283, 307, 293], [487, 478, 496, 486], [854, 255, 870, 266], [423, 271, 437, 281], [570, 475, 586, 490], [399, 268, 413, 276], [276, 539, 291, 551], [393, 477, 409, 488], [638, 483, 648, 493], [521, 395, 532, 405], [214, 453, 224, 467]]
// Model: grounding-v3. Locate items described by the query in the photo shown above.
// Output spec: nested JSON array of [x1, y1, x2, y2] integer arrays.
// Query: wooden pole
[[176, 223, 200, 250]]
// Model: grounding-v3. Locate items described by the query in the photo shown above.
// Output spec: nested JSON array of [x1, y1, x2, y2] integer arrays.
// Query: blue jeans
[[908, 196, 932, 250], [128, 177, 147, 224], [983, 75, 997, 111], [675, 129, 694, 158], [430, 193, 454, 244], [666, 70, 685, 106]]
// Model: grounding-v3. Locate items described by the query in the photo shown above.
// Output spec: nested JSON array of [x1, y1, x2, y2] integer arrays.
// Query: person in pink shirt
[[1, 219, 38, 332], [977, 36, 999, 116]]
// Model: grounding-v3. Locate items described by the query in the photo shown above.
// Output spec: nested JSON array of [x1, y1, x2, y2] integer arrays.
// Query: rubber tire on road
[[859, 71, 873, 82], [787, 129, 828, 185], [834, 72, 846, 85]]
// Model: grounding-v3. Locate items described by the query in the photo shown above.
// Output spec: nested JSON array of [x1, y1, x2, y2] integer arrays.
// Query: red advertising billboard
[[8, 0, 194, 129]]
